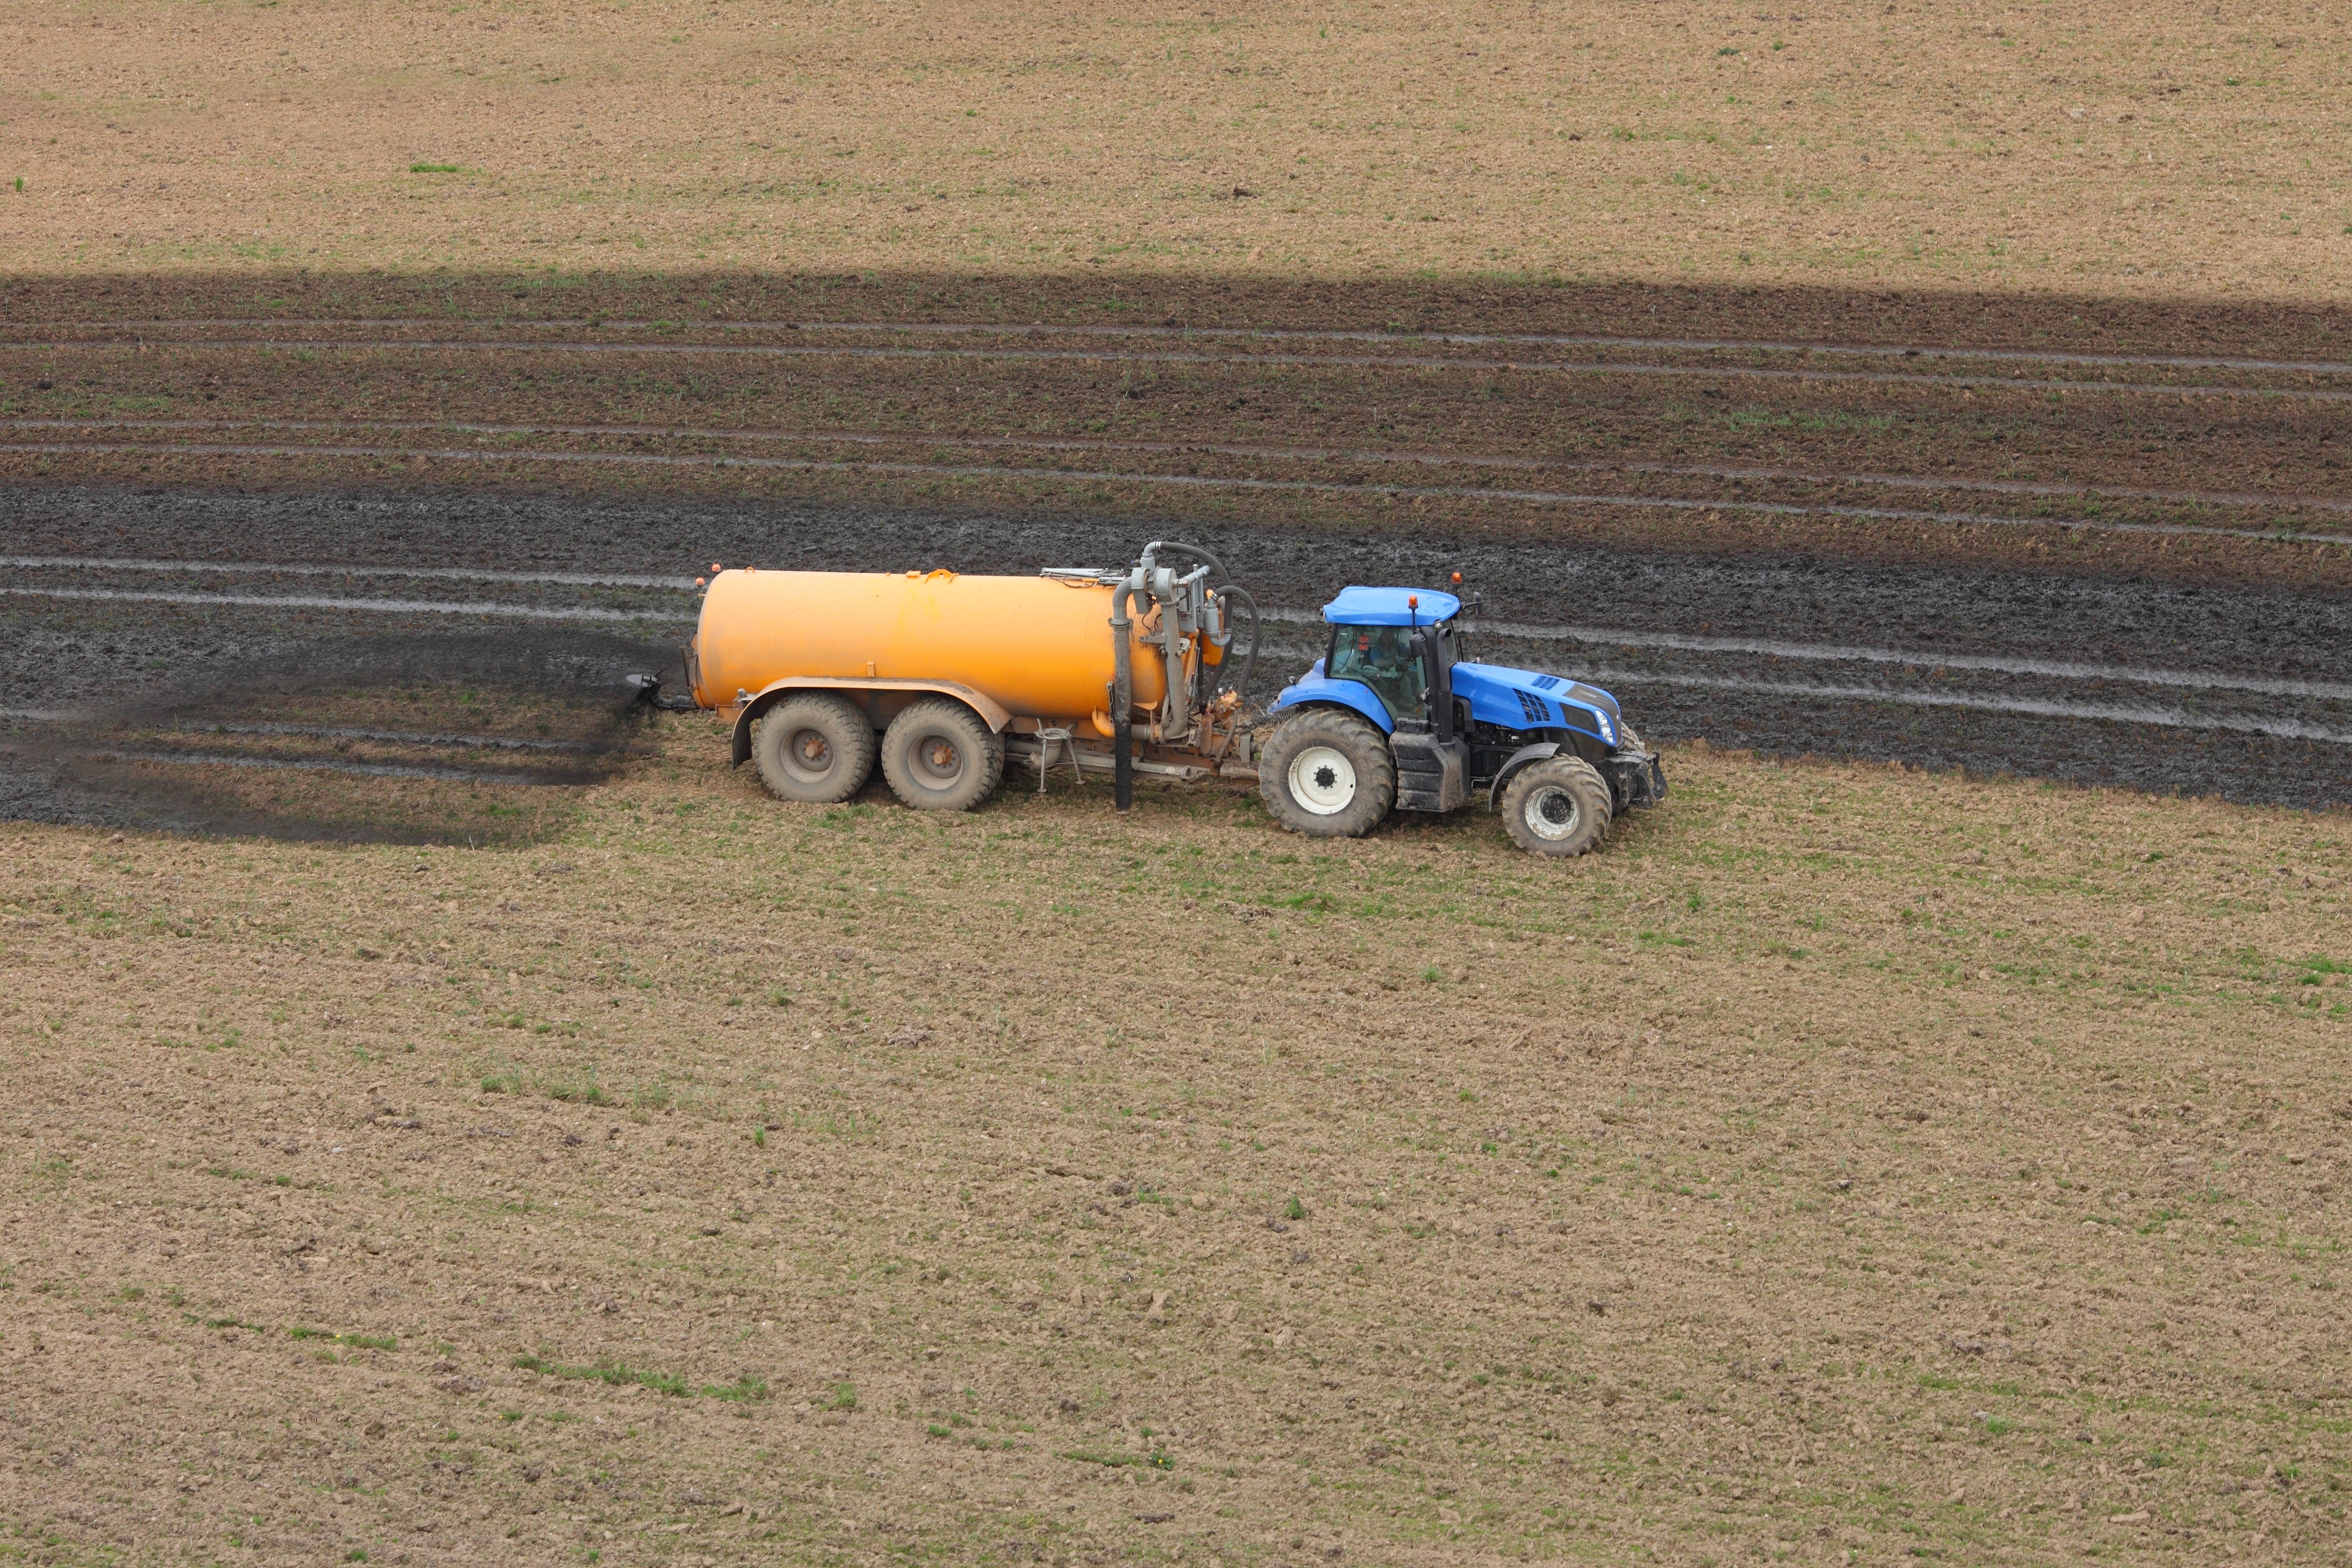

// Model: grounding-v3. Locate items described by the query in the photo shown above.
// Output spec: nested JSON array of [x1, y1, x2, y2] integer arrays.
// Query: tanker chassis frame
[[644, 540, 1664, 857]]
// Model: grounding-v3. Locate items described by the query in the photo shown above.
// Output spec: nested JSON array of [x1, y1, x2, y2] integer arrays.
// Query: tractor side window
[[1328, 624, 1428, 722]]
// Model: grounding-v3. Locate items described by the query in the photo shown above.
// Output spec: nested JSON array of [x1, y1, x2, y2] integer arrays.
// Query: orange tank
[[689, 568, 1170, 720]]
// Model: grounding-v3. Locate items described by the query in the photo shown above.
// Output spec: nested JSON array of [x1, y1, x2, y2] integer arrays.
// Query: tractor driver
[[1328, 624, 1429, 723]]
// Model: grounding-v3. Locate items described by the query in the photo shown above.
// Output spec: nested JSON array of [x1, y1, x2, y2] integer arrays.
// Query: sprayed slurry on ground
[[0, 552, 696, 589], [4, 437, 2346, 549], [84, 747, 590, 786], [1575, 670, 2352, 746], [170, 721, 609, 753], [1260, 609, 2352, 702], [12, 626, 669, 841], [0, 584, 672, 621], [5, 486, 2346, 813], [11, 418, 2351, 538]]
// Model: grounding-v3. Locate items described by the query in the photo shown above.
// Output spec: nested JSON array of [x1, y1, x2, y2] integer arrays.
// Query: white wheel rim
[[1287, 744, 1357, 816], [1523, 784, 1582, 842]]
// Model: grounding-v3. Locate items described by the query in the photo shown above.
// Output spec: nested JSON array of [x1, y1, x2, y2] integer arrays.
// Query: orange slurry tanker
[[639, 541, 1665, 856]]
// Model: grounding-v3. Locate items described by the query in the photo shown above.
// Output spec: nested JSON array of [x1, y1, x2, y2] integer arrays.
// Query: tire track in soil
[[20, 557, 2338, 702], [16, 320, 2349, 543], [6, 434, 2349, 549], [10, 334, 2349, 405], [26, 317, 2352, 379], [3, 486, 2346, 815]]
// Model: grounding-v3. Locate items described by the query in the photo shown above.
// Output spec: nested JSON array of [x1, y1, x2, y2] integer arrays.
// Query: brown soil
[[5, 4, 2350, 303], [5, 734, 2350, 1564], [9, 297, 2352, 592]]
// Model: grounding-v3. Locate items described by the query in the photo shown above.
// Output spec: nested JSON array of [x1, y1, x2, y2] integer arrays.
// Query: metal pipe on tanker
[[1110, 576, 1135, 812]]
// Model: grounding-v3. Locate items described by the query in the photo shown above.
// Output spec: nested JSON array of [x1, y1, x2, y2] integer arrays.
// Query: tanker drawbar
[[658, 545, 1662, 857]]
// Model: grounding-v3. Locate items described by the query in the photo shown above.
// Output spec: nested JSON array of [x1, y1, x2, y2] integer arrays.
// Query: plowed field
[[7, 736, 2351, 1567], [6, 2, 2349, 298], [6, 3, 2351, 1565]]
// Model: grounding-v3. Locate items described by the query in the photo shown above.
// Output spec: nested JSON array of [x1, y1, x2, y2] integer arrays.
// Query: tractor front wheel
[[1500, 755, 1613, 857], [1260, 708, 1395, 839]]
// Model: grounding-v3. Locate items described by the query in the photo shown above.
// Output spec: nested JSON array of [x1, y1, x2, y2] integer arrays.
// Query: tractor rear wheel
[[1259, 707, 1395, 839], [880, 698, 1004, 812], [1500, 755, 1613, 857], [754, 693, 877, 804]]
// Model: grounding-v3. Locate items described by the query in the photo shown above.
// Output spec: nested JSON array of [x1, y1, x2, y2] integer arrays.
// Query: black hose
[[1214, 584, 1260, 705], [1145, 540, 1228, 584]]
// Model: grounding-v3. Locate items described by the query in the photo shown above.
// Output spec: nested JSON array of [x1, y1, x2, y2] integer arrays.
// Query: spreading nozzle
[[628, 673, 703, 715]]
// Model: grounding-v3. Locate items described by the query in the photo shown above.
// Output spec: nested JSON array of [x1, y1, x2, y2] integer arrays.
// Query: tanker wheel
[[1258, 706, 1395, 839], [880, 698, 1004, 812], [1500, 755, 1613, 858], [754, 693, 878, 804]]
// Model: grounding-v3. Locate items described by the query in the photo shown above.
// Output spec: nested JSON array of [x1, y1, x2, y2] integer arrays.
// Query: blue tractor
[[1260, 584, 1666, 856]]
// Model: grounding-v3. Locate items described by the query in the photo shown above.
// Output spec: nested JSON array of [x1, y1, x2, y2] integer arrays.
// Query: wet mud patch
[[29, 630, 673, 845]]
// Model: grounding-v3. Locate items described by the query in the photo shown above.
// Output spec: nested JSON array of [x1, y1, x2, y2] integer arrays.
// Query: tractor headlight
[[1596, 710, 1615, 746]]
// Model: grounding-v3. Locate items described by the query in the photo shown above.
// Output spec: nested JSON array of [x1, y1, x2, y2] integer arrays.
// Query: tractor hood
[[1452, 661, 1624, 748]]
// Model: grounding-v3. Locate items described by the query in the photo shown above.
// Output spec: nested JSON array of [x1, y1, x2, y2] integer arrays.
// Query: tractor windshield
[[1328, 623, 1428, 722]]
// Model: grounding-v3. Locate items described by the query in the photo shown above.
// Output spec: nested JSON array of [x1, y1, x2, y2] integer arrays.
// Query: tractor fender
[[1265, 672, 1396, 737], [1486, 741, 1562, 811], [729, 677, 1013, 766]]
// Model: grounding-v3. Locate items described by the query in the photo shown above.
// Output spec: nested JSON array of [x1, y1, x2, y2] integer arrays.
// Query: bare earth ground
[[7, 1, 2352, 1563], [5, 734, 2351, 1566], [10, 309, 2351, 592], [3, 1, 2349, 299]]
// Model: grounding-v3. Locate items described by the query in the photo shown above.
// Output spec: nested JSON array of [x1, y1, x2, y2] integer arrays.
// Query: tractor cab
[[1314, 585, 1462, 734], [1262, 584, 1667, 856]]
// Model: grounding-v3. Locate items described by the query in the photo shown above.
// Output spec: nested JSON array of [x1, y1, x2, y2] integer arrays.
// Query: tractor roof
[[1321, 586, 1463, 627]]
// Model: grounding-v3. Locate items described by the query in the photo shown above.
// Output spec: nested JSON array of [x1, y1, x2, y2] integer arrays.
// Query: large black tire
[[753, 693, 876, 804], [879, 698, 1004, 812], [1500, 755, 1613, 857], [1259, 707, 1396, 839]]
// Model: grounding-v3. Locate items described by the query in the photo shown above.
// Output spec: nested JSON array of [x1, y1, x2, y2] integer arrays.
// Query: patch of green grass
[[512, 1353, 696, 1398], [1283, 1195, 1306, 1221], [1060, 1446, 1174, 1470], [830, 1381, 858, 1410], [543, 1068, 608, 1105], [293, 1325, 397, 1351], [409, 162, 464, 174]]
